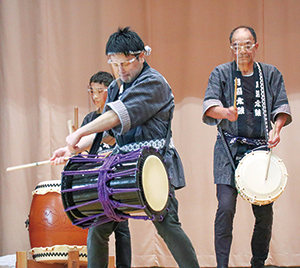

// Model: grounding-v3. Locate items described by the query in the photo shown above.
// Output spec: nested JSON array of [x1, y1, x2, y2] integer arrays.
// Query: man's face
[[89, 82, 108, 110], [108, 53, 145, 83], [230, 28, 258, 68]]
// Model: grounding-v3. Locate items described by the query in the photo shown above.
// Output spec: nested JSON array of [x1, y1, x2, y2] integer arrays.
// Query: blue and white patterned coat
[[104, 62, 185, 189]]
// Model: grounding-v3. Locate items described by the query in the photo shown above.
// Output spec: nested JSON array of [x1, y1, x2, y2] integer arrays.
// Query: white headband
[[107, 45, 152, 56]]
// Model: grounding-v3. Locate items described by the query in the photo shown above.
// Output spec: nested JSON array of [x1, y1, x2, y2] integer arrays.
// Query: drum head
[[142, 155, 169, 212], [235, 150, 288, 205]]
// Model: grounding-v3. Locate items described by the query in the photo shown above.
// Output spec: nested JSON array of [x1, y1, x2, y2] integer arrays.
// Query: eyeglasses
[[230, 42, 256, 54], [107, 54, 139, 68], [87, 86, 108, 94]]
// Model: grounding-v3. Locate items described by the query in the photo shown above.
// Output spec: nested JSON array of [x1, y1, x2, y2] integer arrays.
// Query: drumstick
[[7, 118, 74, 172], [74, 106, 78, 130], [233, 46, 239, 109], [233, 77, 238, 108], [6, 157, 70, 172], [67, 120, 74, 134], [265, 122, 277, 180], [68, 106, 78, 134], [6, 149, 109, 172], [8, 111, 79, 172], [6, 160, 51, 172]]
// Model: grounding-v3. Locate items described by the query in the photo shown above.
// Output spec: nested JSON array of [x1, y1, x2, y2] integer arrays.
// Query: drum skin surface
[[142, 155, 169, 212], [235, 150, 288, 206], [28, 180, 88, 248]]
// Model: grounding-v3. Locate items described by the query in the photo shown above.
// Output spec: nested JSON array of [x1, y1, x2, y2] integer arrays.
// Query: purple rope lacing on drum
[[97, 151, 151, 222], [61, 150, 155, 228]]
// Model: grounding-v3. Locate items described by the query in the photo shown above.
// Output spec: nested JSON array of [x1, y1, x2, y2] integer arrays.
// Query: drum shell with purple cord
[[61, 147, 170, 228]]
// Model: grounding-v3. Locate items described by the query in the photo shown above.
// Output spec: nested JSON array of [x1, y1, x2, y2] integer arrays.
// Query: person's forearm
[[274, 113, 289, 135], [73, 134, 95, 153], [206, 106, 228, 119], [77, 110, 120, 138], [206, 106, 238, 122]]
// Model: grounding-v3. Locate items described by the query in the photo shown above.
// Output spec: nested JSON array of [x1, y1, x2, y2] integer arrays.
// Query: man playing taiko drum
[[202, 26, 292, 268], [53, 27, 200, 268]]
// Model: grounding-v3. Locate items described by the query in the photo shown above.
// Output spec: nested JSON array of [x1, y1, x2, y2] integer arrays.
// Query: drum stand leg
[[16, 251, 27, 268], [68, 249, 79, 268], [16, 250, 88, 268]]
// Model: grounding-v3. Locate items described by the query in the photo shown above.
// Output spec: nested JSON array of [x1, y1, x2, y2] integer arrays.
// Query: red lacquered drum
[[28, 180, 88, 263]]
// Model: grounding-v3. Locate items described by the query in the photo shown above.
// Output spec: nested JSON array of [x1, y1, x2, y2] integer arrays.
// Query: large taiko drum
[[28, 180, 88, 264], [61, 147, 170, 229], [235, 150, 288, 206]]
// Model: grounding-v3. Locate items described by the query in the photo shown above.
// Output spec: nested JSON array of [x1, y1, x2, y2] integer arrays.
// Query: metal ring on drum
[[235, 150, 288, 206], [61, 147, 170, 229]]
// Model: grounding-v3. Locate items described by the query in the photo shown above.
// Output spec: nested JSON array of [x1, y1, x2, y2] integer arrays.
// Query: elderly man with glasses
[[202, 26, 292, 268]]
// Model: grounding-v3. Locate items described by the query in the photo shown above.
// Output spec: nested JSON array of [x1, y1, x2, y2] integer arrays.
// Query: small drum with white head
[[235, 150, 288, 206]]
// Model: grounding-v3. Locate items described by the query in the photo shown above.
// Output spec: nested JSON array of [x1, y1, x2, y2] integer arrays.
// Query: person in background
[[202, 26, 292, 268], [50, 71, 131, 268]]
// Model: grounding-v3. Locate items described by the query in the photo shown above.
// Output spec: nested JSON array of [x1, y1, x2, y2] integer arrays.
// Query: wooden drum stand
[[16, 250, 86, 268], [16, 251, 115, 268]]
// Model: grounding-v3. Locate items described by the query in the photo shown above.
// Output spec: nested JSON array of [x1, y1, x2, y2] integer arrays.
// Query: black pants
[[87, 220, 131, 268], [153, 191, 200, 268], [215, 184, 273, 268], [87, 191, 200, 268]]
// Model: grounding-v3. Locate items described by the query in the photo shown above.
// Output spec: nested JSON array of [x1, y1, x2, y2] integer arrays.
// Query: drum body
[[61, 147, 170, 228], [235, 150, 288, 206], [28, 180, 88, 263]]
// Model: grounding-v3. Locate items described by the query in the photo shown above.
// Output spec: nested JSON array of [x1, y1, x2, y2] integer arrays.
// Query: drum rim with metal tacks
[[137, 147, 170, 217]]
